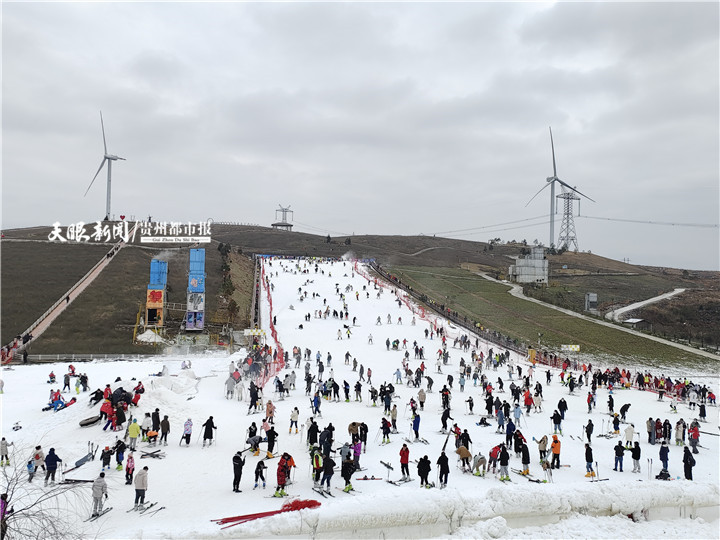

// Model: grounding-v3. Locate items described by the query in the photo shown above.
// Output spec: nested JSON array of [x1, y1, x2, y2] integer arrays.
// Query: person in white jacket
[[134, 466, 149, 509], [91, 472, 108, 517]]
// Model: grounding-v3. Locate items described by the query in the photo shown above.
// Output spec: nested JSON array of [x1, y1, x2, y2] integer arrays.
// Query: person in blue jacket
[[44, 448, 62, 486], [412, 413, 421, 440], [659, 440, 670, 470]]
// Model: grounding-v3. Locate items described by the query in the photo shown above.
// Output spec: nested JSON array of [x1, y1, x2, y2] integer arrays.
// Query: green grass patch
[[391, 265, 713, 369]]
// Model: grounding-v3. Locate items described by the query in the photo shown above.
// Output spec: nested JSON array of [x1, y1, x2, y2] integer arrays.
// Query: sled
[[79, 415, 102, 427]]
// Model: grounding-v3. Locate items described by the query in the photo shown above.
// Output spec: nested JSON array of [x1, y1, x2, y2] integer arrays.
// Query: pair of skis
[[84, 507, 113, 522]]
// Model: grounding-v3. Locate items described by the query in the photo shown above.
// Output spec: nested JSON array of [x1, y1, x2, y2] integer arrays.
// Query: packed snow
[[1, 258, 718, 539]]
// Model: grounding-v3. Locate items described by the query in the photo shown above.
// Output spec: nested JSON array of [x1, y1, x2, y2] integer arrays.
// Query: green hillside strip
[[391, 265, 710, 366], [1, 242, 110, 342]]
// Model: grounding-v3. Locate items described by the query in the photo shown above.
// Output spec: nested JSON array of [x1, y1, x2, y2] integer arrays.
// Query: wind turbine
[[84, 111, 125, 221], [525, 127, 595, 247]]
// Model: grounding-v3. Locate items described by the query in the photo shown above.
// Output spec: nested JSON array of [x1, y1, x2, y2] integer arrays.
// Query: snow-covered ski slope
[[1, 258, 718, 539]]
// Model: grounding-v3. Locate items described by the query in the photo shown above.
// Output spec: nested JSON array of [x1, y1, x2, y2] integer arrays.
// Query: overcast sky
[[2, 2, 718, 270]]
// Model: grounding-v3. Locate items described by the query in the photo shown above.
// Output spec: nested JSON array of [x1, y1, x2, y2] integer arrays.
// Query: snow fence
[[216, 481, 719, 538]]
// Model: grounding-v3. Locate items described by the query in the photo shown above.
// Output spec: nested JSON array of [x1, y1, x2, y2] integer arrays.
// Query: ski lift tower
[[271, 204, 294, 231]]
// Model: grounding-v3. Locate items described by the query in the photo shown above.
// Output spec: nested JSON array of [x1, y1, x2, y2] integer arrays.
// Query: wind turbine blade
[[549, 126, 557, 178], [84, 158, 107, 196], [555, 178, 596, 202], [100, 111, 108, 154], [525, 181, 551, 207]]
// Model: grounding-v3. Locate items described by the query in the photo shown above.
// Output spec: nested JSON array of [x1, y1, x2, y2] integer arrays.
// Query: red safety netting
[[256, 259, 285, 390]]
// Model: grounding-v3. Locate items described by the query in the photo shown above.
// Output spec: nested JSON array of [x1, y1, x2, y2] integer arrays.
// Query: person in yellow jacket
[[127, 419, 142, 451]]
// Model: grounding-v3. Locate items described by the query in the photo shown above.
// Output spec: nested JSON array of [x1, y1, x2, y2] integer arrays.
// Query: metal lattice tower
[[556, 188, 580, 251], [272, 204, 294, 231]]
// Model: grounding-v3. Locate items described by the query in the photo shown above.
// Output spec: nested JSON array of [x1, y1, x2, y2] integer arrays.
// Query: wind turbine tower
[[526, 127, 594, 248], [84, 111, 125, 221]]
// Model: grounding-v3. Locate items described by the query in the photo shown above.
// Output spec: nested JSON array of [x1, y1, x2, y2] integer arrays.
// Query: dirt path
[[475, 272, 718, 361]]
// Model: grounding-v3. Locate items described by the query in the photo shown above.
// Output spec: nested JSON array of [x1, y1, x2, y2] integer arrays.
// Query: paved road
[[604, 288, 686, 322]]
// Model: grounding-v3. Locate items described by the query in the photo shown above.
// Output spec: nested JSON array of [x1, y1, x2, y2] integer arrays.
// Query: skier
[[115, 440, 126, 471], [456, 446, 471, 471], [160, 415, 170, 446], [133, 466, 149, 510], [520, 442, 531, 476], [412, 413, 421, 441], [254, 461, 267, 489], [0, 439, 12, 466], [380, 418, 392, 444], [400, 443, 410, 480], [91, 472, 108, 518], [498, 444, 510, 481], [683, 446, 695, 480], [417, 455, 432, 487], [551, 410, 562, 434], [127, 419, 141, 451], [659, 441, 670, 471], [472, 451, 487, 476], [585, 420, 594, 443], [289, 408, 299, 434], [550, 435, 561, 469], [232, 450, 245, 492], [341, 456, 357, 492], [584, 444, 595, 477], [613, 441, 625, 472], [311, 447, 323, 486], [436, 451, 449, 489], [125, 452, 135, 485], [631, 442, 642, 473], [201, 416, 217, 447], [266, 425, 278, 458], [100, 446, 113, 472], [182, 418, 193, 446], [320, 453, 335, 493]]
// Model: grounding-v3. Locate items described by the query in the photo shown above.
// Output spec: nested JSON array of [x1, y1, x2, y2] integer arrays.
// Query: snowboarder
[[417, 455, 432, 487]]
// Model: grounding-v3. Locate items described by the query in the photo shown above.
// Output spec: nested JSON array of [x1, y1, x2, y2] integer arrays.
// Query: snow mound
[[151, 371, 199, 395], [136, 329, 167, 343]]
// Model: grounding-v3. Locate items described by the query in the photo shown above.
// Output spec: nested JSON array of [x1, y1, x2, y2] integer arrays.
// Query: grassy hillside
[[2, 225, 717, 359], [390, 265, 714, 369], [1, 241, 110, 342]]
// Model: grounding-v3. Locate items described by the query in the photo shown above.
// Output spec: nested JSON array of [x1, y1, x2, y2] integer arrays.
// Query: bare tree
[[2, 444, 90, 539]]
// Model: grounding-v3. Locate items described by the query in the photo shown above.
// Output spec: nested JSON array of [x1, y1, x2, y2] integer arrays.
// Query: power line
[[579, 215, 718, 229], [432, 215, 548, 235], [292, 220, 351, 237]]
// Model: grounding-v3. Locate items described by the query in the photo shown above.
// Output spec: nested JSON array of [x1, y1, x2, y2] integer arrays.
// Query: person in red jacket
[[399, 443, 410, 481], [100, 399, 113, 421], [103, 384, 112, 400]]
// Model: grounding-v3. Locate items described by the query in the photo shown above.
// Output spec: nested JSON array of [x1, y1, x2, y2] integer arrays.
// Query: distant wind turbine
[[84, 111, 125, 221], [525, 127, 594, 247]]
